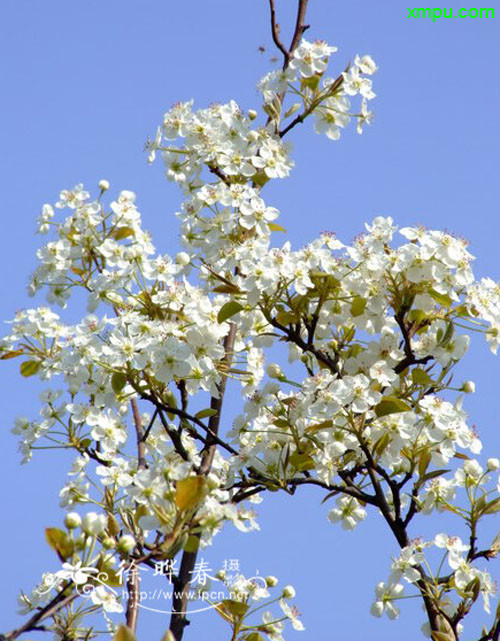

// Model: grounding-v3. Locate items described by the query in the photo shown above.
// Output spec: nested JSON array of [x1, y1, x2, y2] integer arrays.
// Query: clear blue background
[[0, 1, 499, 640]]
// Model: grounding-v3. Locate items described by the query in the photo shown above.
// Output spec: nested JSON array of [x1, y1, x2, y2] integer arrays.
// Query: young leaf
[[217, 301, 243, 324], [111, 372, 128, 394], [0, 349, 24, 360], [45, 528, 74, 562], [215, 599, 249, 623], [114, 626, 138, 641], [350, 296, 367, 317], [428, 289, 452, 308], [411, 368, 433, 385], [113, 227, 135, 240], [374, 396, 411, 418], [195, 408, 218, 420], [175, 476, 206, 511], [20, 360, 41, 377]]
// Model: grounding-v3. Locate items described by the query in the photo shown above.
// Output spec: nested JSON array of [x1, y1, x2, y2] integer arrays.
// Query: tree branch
[[125, 398, 147, 632], [289, 0, 310, 57], [3, 590, 77, 641], [268, 0, 289, 64], [169, 322, 237, 640]]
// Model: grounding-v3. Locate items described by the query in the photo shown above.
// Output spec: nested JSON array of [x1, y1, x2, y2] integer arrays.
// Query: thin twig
[[3, 591, 77, 641], [268, 0, 289, 63]]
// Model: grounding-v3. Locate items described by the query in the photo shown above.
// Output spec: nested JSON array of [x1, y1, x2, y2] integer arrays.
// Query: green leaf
[[439, 320, 454, 347], [418, 449, 432, 478], [481, 498, 500, 515], [411, 368, 434, 385], [245, 635, 265, 641], [421, 469, 450, 483], [159, 633, 176, 641], [373, 432, 391, 457], [289, 452, 315, 471], [114, 626, 138, 641], [301, 74, 320, 91], [183, 534, 200, 553], [20, 360, 41, 377], [195, 408, 218, 420], [215, 599, 249, 623], [252, 170, 270, 188], [45, 528, 74, 562], [374, 396, 412, 418], [429, 289, 453, 308], [463, 576, 481, 601], [284, 102, 301, 119], [111, 372, 128, 394], [268, 222, 287, 233], [408, 309, 427, 325], [305, 419, 334, 434], [350, 296, 367, 317], [212, 284, 241, 294], [113, 227, 135, 240], [217, 301, 244, 324]]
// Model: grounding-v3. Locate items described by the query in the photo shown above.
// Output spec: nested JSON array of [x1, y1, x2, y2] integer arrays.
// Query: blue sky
[[0, 1, 499, 640]]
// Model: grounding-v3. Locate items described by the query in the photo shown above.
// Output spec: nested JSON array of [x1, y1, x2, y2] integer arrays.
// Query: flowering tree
[[2, 2, 500, 641]]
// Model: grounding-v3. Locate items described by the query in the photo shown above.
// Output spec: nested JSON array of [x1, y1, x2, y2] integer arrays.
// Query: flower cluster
[[3, 24, 500, 641]]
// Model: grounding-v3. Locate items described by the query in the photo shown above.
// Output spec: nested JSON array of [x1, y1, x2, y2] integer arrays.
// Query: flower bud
[[265, 575, 278, 587], [215, 569, 226, 581], [117, 535, 136, 554], [175, 251, 191, 266], [74, 533, 87, 551], [461, 380, 476, 394], [206, 473, 220, 491], [102, 536, 116, 549], [119, 189, 136, 202], [98, 179, 110, 191], [64, 512, 82, 529], [487, 458, 500, 471], [463, 459, 483, 478], [82, 512, 107, 536], [282, 585, 295, 599], [266, 363, 283, 380], [248, 109, 258, 121]]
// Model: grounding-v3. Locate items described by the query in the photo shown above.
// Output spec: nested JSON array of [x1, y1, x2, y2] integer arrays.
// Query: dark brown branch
[[207, 163, 230, 186], [131, 398, 146, 469], [141, 393, 238, 457], [279, 72, 345, 137], [268, 0, 289, 64], [477, 617, 500, 641], [125, 398, 147, 632], [267, 0, 309, 69], [140, 408, 159, 444], [169, 322, 237, 640], [3, 590, 77, 641], [265, 313, 339, 373], [286, 476, 378, 505], [125, 565, 140, 633], [393, 310, 433, 374], [157, 408, 190, 462], [289, 0, 310, 57]]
